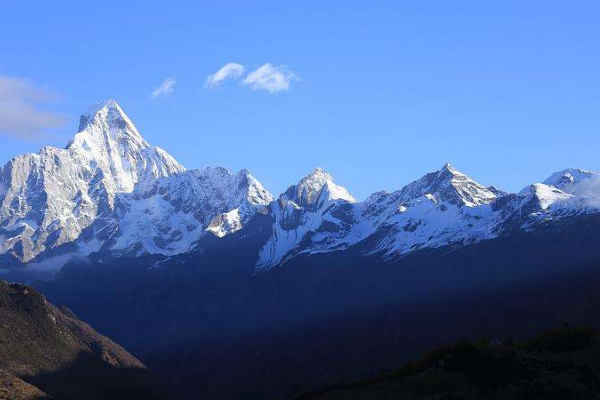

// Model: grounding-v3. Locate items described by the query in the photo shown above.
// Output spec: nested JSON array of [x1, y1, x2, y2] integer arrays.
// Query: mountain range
[[4, 101, 600, 400], [1, 100, 599, 273]]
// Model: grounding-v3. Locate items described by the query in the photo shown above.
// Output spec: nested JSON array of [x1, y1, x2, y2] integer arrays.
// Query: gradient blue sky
[[1, 1, 600, 199]]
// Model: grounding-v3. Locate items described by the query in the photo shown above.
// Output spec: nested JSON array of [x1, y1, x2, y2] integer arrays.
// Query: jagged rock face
[[394, 163, 497, 207], [283, 168, 355, 211], [0, 100, 270, 262], [487, 185, 508, 197], [108, 167, 273, 255], [257, 164, 500, 269], [69, 100, 184, 194], [257, 164, 600, 270], [0, 100, 183, 261], [355, 164, 501, 257], [2, 100, 600, 272], [257, 168, 356, 269]]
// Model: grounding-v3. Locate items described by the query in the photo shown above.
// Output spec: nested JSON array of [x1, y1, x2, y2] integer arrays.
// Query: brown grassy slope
[[0, 371, 49, 400], [0, 280, 166, 400]]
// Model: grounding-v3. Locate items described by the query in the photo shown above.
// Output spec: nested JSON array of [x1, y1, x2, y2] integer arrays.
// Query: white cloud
[[152, 77, 177, 99], [205, 63, 245, 88], [242, 63, 296, 94], [0, 75, 66, 140]]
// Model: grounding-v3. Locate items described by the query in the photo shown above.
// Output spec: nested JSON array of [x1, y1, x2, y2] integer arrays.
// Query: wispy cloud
[[0, 75, 66, 140], [152, 77, 177, 99], [242, 63, 297, 94], [205, 63, 245, 88]]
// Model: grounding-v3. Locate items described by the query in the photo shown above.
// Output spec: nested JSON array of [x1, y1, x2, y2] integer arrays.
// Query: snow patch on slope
[[257, 169, 356, 269], [0, 100, 271, 263], [111, 167, 273, 256], [257, 164, 600, 271]]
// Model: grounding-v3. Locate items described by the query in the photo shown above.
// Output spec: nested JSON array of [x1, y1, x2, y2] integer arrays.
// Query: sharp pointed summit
[[440, 162, 456, 173], [68, 100, 184, 193], [0, 100, 185, 262], [284, 167, 355, 209], [396, 163, 496, 207], [76, 99, 139, 137], [71, 99, 148, 151], [3, 101, 600, 274]]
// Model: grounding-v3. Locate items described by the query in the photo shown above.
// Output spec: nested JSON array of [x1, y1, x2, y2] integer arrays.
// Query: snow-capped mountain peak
[[67, 99, 184, 194], [283, 168, 355, 209], [110, 167, 274, 253], [236, 168, 274, 205], [543, 168, 600, 196], [77, 99, 140, 135], [441, 162, 456, 173], [71, 99, 147, 153], [4, 101, 600, 275], [397, 163, 496, 207], [518, 183, 573, 210], [256, 168, 356, 269], [0, 101, 183, 262]]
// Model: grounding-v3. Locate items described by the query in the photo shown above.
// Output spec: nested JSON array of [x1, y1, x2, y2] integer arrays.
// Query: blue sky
[[1, 1, 600, 199]]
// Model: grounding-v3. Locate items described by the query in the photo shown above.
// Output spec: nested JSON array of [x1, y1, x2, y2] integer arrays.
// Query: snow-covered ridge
[[67, 99, 184, 194], [258, 168, 356, 268], [394, 163, 497, 207], [1, 100, 600, 272], [283, 168, 355, 209], [543, 168, 600, 196], [0, 100, 271, 262], [109, 167, 273, 254], [256, 164, 600, 270]]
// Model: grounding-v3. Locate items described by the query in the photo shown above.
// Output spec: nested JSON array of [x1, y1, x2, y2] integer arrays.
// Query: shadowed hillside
[[37, 214, 600, 400], [0, 280, 167, 400], [300, 327, 600, 400]]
